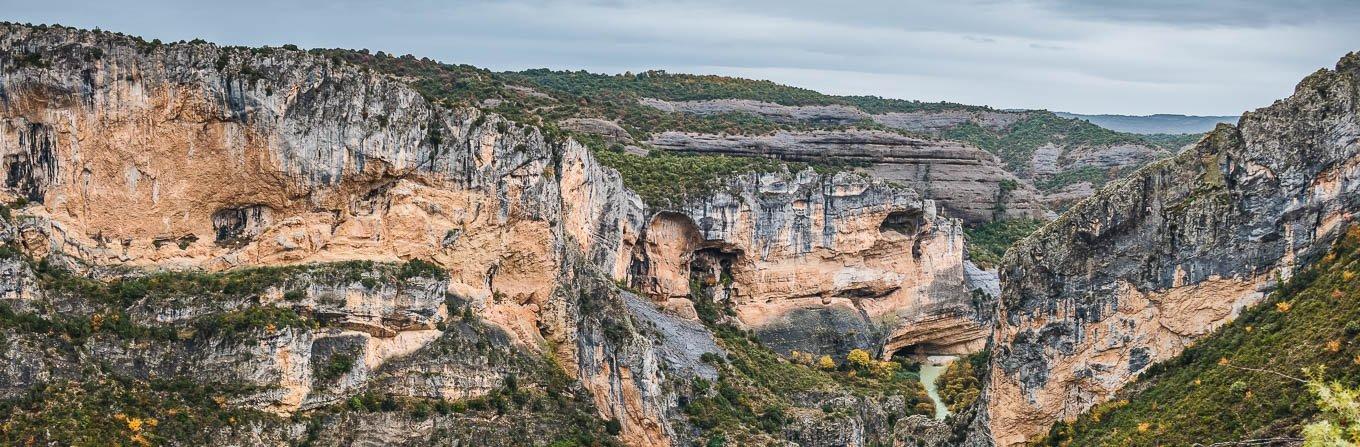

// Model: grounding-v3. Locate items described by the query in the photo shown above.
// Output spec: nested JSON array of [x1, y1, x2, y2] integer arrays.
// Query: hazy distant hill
[[1054, 112, 1236, 134]]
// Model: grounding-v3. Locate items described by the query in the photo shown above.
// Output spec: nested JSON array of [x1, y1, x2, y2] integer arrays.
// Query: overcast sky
[[5, 0, 1359, 115]]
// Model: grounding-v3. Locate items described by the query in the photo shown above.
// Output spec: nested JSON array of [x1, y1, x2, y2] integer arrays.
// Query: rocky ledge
[[982, 52, 1360, 446], [648, 129, 1048, 224], [0, 23, 990, 446]]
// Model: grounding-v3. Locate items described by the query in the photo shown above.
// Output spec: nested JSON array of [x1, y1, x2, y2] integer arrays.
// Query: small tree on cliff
[[1303, 367, 1360, 446], [847, 349, 874, 370]]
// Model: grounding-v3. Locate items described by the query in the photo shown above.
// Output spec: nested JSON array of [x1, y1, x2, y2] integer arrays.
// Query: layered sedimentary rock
[[0, 23, 698, 446], [631, 169, 988, 358], [0, 224, 667, 445], [981, 53, 1360, 445], [648, 130, 1047, 224], [638, 97, 1019, 132], [640, 97, 869, 125], [0, 24, 988, 446], [640, 98, 1175, 210], [1031, 142, 1175, 210], [558, 117, 633, 143], [0, 254, 452, 412], [872, 110, 1022, 134]]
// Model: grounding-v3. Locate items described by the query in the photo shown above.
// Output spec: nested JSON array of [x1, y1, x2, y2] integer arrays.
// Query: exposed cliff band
[[639, 97, 1176, 212], [0, 23, 990, 446], [646, 129, 1048, 225], [981, 52, 1360, 446]]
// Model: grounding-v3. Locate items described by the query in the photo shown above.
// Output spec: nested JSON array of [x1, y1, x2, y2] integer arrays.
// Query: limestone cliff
[[639, 98, 1175, 211], [0, 23, 987, 446], [647, 129, 1048, 225], [633, 168, 987, 358], [980, 52, 1360, 446]]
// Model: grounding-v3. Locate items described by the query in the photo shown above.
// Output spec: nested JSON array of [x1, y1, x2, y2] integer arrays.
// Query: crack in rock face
[[0, 23, 993, 447], [8, 21, 1345, 447], [983, 52, 1360, 446]]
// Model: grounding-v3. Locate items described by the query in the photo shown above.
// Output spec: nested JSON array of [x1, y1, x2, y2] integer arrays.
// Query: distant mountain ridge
[[1055, 112, 1237, 134]]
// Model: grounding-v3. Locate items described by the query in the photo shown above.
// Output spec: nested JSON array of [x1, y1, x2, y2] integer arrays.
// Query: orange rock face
[[0, 24, 990, 446]]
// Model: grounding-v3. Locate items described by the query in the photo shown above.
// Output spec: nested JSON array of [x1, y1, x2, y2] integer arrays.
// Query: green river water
[[918, 355, 956, 420]]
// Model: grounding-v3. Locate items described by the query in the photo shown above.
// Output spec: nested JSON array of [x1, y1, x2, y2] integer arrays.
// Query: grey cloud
[[1037, 0, 1360, 27], [1, 0, 1357, 115]]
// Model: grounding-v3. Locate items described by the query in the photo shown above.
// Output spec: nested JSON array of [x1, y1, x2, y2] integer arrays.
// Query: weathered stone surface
[[784, 393, 909, 447], [1039, 181, 1096, 210], [558, 117, 633, 143], [640, 97, 868, 125], [0, 24, 987, 446], [871, 110, 1023, 133], [648, 130, 1047, 224], [983, 52, 1360, 446], [637, 97, 1019, 132], [964, 260, 1000, 299], [893, 415, 952, 447], [1060, 143, 1170, 173], [640, 98, 1177, 209], [629, 169, 990, 359]]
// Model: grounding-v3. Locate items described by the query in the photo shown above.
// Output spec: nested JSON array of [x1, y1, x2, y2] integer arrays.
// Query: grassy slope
[[1033, 228, 1360, 446]]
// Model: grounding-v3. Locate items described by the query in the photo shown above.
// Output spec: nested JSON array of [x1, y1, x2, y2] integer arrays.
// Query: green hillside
[[316, 50, 1193, 200], [1033, 227, 1360, 446]]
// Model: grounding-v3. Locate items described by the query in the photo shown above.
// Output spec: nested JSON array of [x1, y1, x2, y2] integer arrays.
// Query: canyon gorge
[[0, 22, 1358, 447]]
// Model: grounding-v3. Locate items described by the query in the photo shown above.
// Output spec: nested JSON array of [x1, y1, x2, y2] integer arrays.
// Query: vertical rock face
[[984, 53, 1360, 446], [647, 129, 1048, 225], [0, 23, 674, 445], [634, 169, 989, 359], [0, 24, 986, 446]]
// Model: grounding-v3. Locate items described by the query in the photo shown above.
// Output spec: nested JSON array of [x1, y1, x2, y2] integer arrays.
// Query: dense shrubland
[[964, 219, 1046, 269]]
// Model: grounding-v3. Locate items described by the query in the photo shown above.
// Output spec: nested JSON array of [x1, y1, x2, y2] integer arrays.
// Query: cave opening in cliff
[[880, 210, 924, 235], [211, 205, 273, 248], [688, 245, 742, 289], [686, 244, 745, 325], [890, 342, 950, 360]]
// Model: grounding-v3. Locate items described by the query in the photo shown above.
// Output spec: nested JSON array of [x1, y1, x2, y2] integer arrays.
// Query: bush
[[937, 351, 987, 414], [0, 378, 281, 446], [964, 219, 1045, 268], [314, 353, 355, 382], [397, 259, 448, 281], [846, 349, 874, 370], [194, 306, 315, 338]]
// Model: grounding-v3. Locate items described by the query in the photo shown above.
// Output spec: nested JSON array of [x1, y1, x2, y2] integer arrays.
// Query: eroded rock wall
[[633, 169, 989, 359], [0, 24, 987, 446], [982, 53, 1360, 446], [647, 129, 1047, 225], [639, 98, 1174, 211], [0, 24, 695, 445]]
